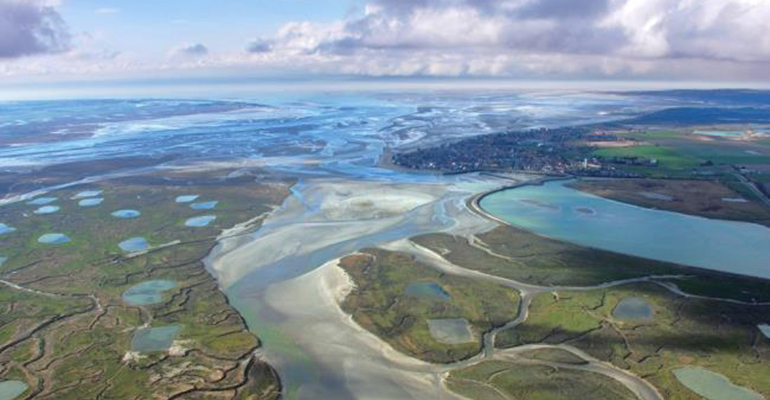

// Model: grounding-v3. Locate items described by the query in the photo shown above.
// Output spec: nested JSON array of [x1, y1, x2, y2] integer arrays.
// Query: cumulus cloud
[[171, 43, 209, 57], [243, 0, 770, 79], [0, 0, 71, 58]]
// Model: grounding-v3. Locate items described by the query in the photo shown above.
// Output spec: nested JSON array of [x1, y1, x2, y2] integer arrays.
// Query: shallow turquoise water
[[34, 205, 60, 214], [131, 325, 181, 352], [0, 381, 27, 400], [673, 367, 764, 400], [119, 237, 149, 252], [38, 233, 70, 244], [405, 282, 450, 301], [122, 280, 177, 306], [175, 195, 199, 203], [190, 201, 218, 210], [613, 297, 654, 321], [112, 209, 141, 218], [78, 198, 104, 207], [0, 257, 6, 267], [0, 223, 14, 235], [480, 180, 770, 279], [185, 215, 216, 227], [27, 196, 57, 205]]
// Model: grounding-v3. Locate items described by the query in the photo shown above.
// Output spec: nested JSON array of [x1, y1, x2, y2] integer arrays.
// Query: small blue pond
[[185, 215, 216, 227], [0, 257, 6, 267], [427, 319, 474, 344], [119, 237, 149, 252], [122, 280, 177, 306], [405, 282, 451, 301], [0, 223, 15, 235], [78, 198, 104, 207], [132, 325, 181, 352], [38, 233, 70, 244], [613, 297, 654, 321], [73, 190, 102, 199], [0, 381, 28, 400], [190, 201, 218, 210], [112, 209, 141, 218], [175, 195, 199, 203], [27, 196, 57, 205], [34, 205, 60, 214]]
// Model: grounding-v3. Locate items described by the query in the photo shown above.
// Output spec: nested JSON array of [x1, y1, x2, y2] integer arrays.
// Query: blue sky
[[1, 0, 770, 84], [57, 0, 359, 57]]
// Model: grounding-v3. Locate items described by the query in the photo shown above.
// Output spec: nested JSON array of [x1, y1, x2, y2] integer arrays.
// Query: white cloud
[[2, 0, 770, 81]]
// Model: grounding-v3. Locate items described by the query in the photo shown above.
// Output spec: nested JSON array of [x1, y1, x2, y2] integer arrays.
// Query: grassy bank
[[338, 248, 519, 363]]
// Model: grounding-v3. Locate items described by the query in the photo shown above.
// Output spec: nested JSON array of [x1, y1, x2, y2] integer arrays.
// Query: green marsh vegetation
[[0, 169, 290, 399], [446, 360, 637, 400], [338, 249, 520, 363]]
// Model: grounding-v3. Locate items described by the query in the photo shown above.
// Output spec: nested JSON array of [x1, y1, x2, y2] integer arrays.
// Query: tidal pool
[[613, 297, 654, 321], [427, 318, 474, 344], [190, 201, 218, 210], [73, 190, 102, 199], [185, 215, 216, 227], [122, 280, 177, 306], [0, 223, 15, 235], [27, 196, 57, 205], [38, 233, 70, 244], [34, 205, 60, 214], [0, 381, 27, 400], [405, 282, 450, 301], [673, 367, 764, 400], [119, 237, 149, 252], [112, 209, 141, 218], [131, 325, 181, 352], [480, 180, 770, 279], [175, 195, 199, 203], [78, 198, 104, 207]]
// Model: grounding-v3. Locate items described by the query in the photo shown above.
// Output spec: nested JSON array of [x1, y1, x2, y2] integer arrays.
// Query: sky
[[1, 0, 770, 84]]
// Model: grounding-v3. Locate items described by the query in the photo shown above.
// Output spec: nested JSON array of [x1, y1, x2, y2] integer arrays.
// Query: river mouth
[[479, 180, 770, 280], [208, 175, 507, 399]]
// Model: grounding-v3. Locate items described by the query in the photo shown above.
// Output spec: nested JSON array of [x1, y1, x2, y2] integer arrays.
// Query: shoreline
[[468, 175, 770, 290]]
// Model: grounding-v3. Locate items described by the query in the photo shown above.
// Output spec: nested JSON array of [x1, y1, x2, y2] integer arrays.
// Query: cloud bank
[[245, 0, 770, 79], [0, 0, 71, 59], [1, 0, 770, 81]]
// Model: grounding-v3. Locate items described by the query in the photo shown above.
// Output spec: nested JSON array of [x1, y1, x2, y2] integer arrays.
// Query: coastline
[[467, 175, 770, 292]]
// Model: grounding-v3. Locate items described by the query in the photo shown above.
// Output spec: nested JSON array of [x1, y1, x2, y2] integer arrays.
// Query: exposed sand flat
[[209, 177, 504, 287], [263, 259, 462, 399]]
